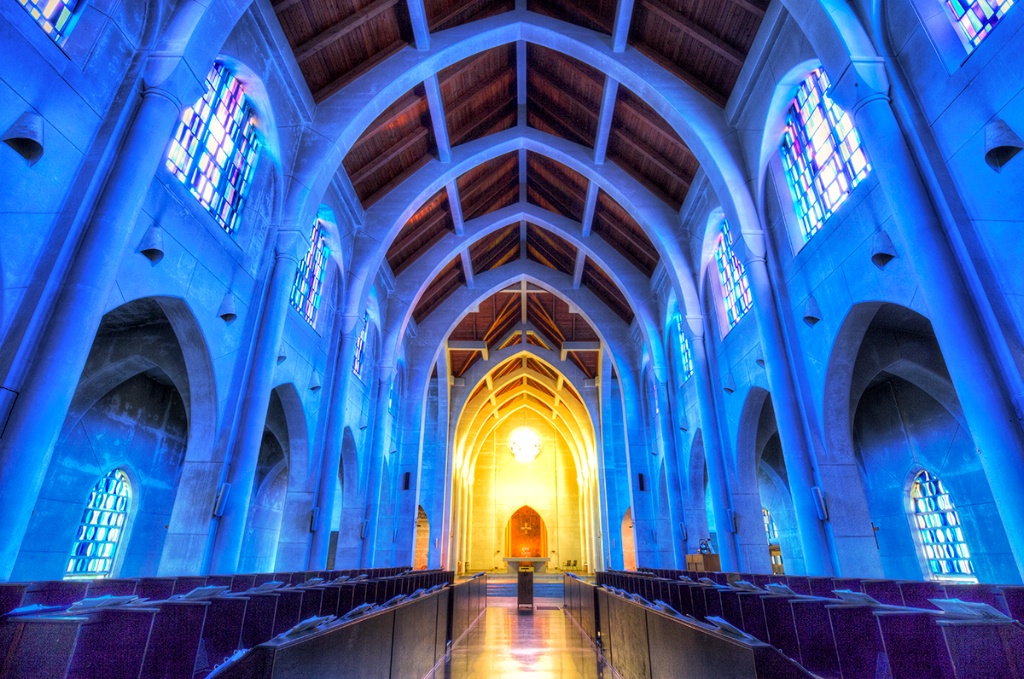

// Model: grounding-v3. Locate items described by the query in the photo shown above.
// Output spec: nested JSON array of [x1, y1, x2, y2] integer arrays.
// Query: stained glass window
[[780, 69, 870, 242], [65, 469, 131, 579], [945, 0, 1014, 49], [290, 219, 330, 327], [166, 63, 261, 235], [676, 316, 694, 382], [763, 507, 779, 542], [910, 470, 976, 581], [18, 0, 79, 45], [713, 220, 752, 328], [352, 311, 369, 377]]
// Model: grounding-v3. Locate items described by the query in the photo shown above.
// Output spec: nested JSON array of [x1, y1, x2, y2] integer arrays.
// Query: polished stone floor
[[426, 600, 612, 679]]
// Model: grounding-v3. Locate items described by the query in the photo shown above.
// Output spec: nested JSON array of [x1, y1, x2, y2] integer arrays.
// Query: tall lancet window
[[291, 218, 330, 327], [166, 63, 261, 235], [780, 68, 870, 242], [18, 0, 80, 44], [352, 311, 369, 377], [65, 469, 132, 579], [676, 316, 694, 382], [945, 0, 1014, 49], [714, 220, 752, 328], [909, 470, 976, 581]]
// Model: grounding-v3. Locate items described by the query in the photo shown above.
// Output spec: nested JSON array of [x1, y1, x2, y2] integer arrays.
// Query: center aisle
[[427, 592, 611, 678]]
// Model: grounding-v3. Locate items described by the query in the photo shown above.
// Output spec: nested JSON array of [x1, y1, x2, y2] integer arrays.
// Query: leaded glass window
[[676, 316, 694, 382], [291, 219, 330, 327], [166, 63, 261, 235], [65, 469, 131, 579], [713, 220, 752, 328], [780, 69, 870, 242], [18, 0, 79, 45], [910, 470, 976, 581], [763, 507, 779, 542], [352, 311, 369, 377], [945, 0, 1014, 49]]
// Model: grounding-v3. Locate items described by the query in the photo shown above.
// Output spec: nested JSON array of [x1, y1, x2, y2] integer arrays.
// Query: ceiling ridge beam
[[406, 0, 430, 50], [517, 39, 527, 106], [425, 75, 451, 163], [612, 0, 635, 52], [446, 181, 465, 235], [593, 77, 619, 164], [293, 0, 400, 63], [639, 0, 745, 66], [572, 252, 586, 289], [581, 182, 599, 237], [460, 250, 475, 288]]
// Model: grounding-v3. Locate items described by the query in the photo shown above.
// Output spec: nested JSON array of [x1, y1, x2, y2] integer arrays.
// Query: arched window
[[780, 68, 870, 242], [675, 316, 694, 382], [18, 0, 80, 45], [713, 220, 752, 329], [352, 311, 369, 376], [166, 63, 261, 235], [909, 470, 976, 581], [65, 469, 132, 578], [290, 218, 330, 327], [945, 0, 1014, 49]]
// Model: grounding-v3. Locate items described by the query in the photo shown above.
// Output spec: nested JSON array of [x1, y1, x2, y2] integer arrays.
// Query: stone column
[[834, 69, 1024, 576], [0, 85, 184, 579], [653, 376, 687, 567], [209, 233, 301, 573], [686, 316, 740, 571], [308, 317, 360, 568], [358, 367, 397, 567], [743, 256, 835, 575]]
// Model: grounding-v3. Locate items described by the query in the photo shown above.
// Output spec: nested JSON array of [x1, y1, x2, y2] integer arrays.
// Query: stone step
[[486, 583, 564, 598]]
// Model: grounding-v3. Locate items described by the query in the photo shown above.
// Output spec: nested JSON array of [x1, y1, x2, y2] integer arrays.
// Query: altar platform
[[501, 557, 550, 574]]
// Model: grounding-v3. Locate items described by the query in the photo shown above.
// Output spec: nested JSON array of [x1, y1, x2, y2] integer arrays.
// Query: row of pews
[[566, 568, 1024, 679], [0, 568, 477, 678]]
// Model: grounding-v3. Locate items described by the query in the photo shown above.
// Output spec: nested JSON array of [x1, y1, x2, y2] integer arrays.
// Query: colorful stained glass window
[[945, 0, 1014, 49], [352, 311, 369, 376], [166, 64, 261, 235], [780, 69, 870, 242], [65, 469, 131, 579], [910, 470, 976, 581], [763, 507, 779, 542], [290, 219, 330, 327], [18, 0, 79, 45], [676, 316, 694, 382], [713, 220, 752, 328]]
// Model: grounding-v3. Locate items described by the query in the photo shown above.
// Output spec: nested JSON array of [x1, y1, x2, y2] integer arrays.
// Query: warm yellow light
[[509, 426, 542, 464]]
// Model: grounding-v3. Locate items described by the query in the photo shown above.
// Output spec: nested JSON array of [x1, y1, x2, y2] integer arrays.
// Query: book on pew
[[66, 594, 138, 612], [705, 615, 758, 641], [351, 574, 369, 581], [174, 585, 231, 600], [3, 603, 65, 617], [930, 598, 1014, 620], [731, 580, 762, 592], [654, 599, 683, 618], [381, 594, 406, 608], [279, 614, 336, 639], [338, 602, 376, 621], [251, 581, 286, 592], [764, 583, 797, 596], [832, 590, 881, 606], [300, 577, 325, 587]]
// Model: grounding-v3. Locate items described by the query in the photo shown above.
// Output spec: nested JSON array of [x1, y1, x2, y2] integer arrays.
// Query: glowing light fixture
[[510, 426, 542, 464]]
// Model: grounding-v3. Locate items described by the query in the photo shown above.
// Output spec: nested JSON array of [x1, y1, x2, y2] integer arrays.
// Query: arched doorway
[[505, 506, 547, 559], [414, 506, 430, 570], [621, 507, 637, 571]]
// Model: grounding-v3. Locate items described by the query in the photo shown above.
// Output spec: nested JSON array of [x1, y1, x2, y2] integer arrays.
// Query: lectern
[[517, 565, 534, 611]]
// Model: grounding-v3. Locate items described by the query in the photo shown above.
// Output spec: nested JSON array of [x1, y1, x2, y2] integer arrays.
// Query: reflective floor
[[426, 600, 612, 679]]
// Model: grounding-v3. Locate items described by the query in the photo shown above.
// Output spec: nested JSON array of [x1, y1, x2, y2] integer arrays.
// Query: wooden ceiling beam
[[314, 39, 407, 102], [639, 0, 745, 66], [444, 69, 516, 122], [348, 126, 430, 186], [631, 42, 726, 107], [451, 98, 517, 146], [294, 0, 401, 62], [527, 93, 594, 147], [272, 0, 303, 13], [348, 91, 424, 151], [728, 0, 766, 19], [609, 126, 692, 191], [594, 211, 657, 258]]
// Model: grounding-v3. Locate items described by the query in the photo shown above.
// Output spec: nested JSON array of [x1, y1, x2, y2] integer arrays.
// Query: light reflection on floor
[[426, 600, 610, 679]]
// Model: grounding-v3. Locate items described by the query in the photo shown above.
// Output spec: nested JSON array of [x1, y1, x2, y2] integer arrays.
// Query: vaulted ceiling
[[272, 0, 769, 382]]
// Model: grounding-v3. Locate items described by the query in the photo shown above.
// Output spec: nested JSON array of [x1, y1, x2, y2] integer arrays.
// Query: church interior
[[1, 0, 1023, 676]]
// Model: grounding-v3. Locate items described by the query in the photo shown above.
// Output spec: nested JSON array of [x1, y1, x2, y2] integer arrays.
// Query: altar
[[502, 557, 550, 574]]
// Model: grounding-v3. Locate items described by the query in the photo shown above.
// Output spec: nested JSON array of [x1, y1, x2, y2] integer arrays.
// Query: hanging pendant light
[[510, 425, 542, 464]]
